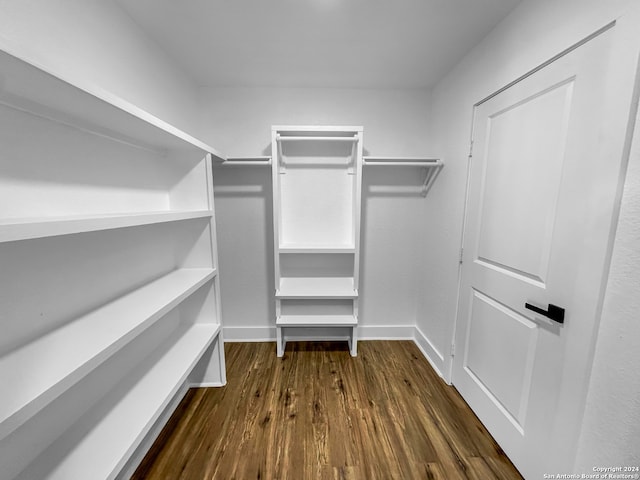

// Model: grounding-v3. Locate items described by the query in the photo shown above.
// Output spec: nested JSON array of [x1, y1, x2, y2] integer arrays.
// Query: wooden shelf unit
[[272, 126, 363, 357], [0, 48, 226, 480]]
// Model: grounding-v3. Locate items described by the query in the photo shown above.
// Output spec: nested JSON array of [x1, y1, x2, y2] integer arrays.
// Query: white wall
[[0, 0, 201, 135], [200, 86, 434, 340], [575, 91, 640, 468], [426, 0, 640, 470]]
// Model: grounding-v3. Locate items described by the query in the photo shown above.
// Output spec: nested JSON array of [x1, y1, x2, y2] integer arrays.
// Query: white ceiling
[[116, 0, 522, 89]]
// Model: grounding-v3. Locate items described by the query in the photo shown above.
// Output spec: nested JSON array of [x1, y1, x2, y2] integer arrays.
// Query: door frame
[[448, 14, 640, 469]]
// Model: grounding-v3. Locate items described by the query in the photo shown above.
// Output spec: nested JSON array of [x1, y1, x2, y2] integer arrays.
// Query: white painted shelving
[[363, 156, 443, 196], [15, 323, 221, 480], [0, 268, 215, 441], [0, 47, 226, 480], [276, 315, 357, 327], [272, 126, 363, 357], [0, 47, 225, 159], [0, 210, 213, 243], [277, 277, 357, 299]]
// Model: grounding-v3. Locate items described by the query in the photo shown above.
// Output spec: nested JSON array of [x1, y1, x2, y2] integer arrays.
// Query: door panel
[[454, 27, 619, 478], [464, 289, 538, 432], [476, 79, 574, 285]]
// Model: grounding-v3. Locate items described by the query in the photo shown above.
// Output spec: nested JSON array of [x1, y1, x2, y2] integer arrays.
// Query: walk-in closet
[[1, 1, 639, 479]]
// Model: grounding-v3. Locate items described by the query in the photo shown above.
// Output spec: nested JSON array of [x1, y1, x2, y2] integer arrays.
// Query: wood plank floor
[[132, 341, 523, 480]]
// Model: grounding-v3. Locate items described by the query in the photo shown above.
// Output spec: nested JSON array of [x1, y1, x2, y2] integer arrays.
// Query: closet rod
[[222, 157, 272, 166], [363, 157, 441, 166], [363, 161, 442, 167], [276, 134, 357, 142]]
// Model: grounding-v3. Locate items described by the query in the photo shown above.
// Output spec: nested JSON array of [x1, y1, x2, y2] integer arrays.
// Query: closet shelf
[[276, 315, 357, 327], [276, 134, 357, 142], [277, 277, 357, 299], [0, 49, 225, 159], [18, 323, 220, 480], [363, 156, 441, 166], [363, 156, 444, 196], [0, 267, 216, 441], [279, 243, 355, 254], [0, 210, 213, 243]]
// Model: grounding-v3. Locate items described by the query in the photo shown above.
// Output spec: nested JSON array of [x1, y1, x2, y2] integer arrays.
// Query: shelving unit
[[0, 268, 215, 440], [0, 47, 226, 480], [15, 323, 220, 480], [272, 126, 363, 357], [363, 156, 443, 196]]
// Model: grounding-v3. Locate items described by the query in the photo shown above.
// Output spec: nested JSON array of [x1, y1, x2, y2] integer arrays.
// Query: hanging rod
[[363, 157, 442, 167], [363, 156, 444, 196], [276, 134, 358, 142], [222, 156, 272, 166]]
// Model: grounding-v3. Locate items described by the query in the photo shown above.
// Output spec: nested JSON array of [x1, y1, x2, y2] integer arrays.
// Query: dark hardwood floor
[[132, 341, 523, 479]]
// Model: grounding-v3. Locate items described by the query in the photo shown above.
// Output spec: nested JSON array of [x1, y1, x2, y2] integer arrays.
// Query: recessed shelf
[[279, 244, 355, 254], [0, 267, 216, 441], [277, 277, 357, 299], [18, 323, 220, 480], [0, 210, 213, 243], [276, 315, 357, 327], [0, 48, 225, 159]]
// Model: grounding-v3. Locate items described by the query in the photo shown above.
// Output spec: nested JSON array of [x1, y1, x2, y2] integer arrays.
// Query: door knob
[[525, 302, 565, 324]]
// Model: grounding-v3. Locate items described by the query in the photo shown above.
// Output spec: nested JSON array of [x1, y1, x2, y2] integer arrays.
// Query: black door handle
[[525, 302, 565, 324]]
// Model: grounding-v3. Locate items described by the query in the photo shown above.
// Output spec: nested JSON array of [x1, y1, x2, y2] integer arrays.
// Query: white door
[[453, 28, 621, 479]]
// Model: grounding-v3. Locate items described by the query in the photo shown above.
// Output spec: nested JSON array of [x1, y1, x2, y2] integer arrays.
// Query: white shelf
[[19, 323, 220, 480], [279, 244, 355, 254], [0, 210, 213, 243], [273, 125, 363, 134], [0, 48, 225, 159], [0, 267, 216, 441], [363, 156, 443, 196], [276, 315, 357, 327], [277, 277, 357, 299]]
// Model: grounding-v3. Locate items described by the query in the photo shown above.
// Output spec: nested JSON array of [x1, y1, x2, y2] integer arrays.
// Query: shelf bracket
[[278, 141, 286, 174], [347, 141, 356, 175], [421, 163, 443, 197]]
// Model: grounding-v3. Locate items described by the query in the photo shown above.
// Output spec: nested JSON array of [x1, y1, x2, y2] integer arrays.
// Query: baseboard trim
[[223, 325, 448, 383], [224, 326, 275, 342], [359, 324, 415, 340], [413, 326, 447, 382], [224, 324, 416, 342]]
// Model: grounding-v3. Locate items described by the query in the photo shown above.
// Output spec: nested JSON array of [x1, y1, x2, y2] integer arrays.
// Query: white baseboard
[[224, 324, 415, 342], [413, 325, 447, 382], [224, 325, 275, 342], [223, 325, 449, 383], [359, 324, 415, 340]]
